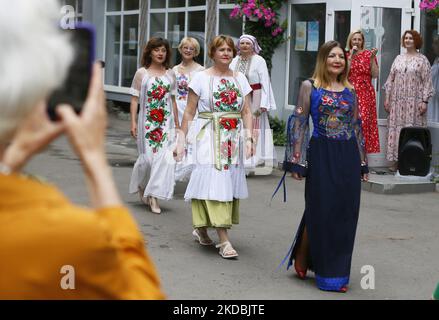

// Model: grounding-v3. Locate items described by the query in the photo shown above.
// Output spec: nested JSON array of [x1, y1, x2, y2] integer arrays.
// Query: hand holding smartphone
[[47, 23, 96, 121]]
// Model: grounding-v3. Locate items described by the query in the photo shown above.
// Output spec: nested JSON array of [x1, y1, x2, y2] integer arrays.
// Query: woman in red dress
[[346, 30, 380, 154]]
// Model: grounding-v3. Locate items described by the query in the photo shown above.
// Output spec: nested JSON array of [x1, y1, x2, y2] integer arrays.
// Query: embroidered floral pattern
[[219, 118, 240, 170], [176, 74, 190, 101], [220, 118, 239, 130], [318, 91, 353, 140], [220, 140, 238, 171], [213, 79, 242, 112], [145, 78, 171, 153], [213, 78, 243, 170]]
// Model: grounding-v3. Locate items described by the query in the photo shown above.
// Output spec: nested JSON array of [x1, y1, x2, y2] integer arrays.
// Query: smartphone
[[47, 23, 96, 121]]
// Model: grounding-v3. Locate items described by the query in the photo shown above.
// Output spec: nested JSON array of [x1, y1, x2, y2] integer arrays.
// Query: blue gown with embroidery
[[283, 80, 368, 292]]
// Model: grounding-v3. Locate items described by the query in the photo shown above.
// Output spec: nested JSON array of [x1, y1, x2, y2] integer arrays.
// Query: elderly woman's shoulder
[[235, 70, 248, 81], [253, 54, 267, 63]]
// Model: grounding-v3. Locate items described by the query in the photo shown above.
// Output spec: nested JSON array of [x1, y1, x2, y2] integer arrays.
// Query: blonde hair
[[208, 35, 237, 60], [0, 0, 73, 144], [178, 37, 201, 58], [346, 29, 365, 50], [312, 41, 353, 90]]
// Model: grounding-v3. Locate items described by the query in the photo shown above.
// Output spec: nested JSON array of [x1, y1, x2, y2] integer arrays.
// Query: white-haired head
[[0, 0, 74, 144]]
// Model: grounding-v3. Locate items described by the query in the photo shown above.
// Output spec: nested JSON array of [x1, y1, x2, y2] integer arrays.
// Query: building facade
[[63, 0, 439, 168]]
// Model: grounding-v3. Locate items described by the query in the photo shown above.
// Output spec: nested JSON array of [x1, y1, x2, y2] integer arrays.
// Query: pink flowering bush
[[230, 0, 288, 72], [419, 0, 439, 10], [420, 0, 439, 18]]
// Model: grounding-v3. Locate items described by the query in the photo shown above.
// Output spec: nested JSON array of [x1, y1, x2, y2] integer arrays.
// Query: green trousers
[[192, 199, 240, 229]]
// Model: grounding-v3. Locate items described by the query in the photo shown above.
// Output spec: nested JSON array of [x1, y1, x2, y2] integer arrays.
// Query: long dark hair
[[141, 37, 171, 69]]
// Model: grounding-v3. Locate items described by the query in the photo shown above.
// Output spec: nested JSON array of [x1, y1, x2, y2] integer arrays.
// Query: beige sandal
[[138, 187, 150, 206], [148, 197, 161, 214], [192, 229, 214, 246], [216, 241, 238, 259]]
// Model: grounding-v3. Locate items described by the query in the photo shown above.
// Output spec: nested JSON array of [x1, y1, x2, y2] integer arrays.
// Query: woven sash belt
[[197, 111, 242, 171]]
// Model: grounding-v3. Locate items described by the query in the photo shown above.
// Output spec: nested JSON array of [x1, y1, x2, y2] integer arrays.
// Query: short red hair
[[208, 35, 237, 60], [401, 30, 423, 49]]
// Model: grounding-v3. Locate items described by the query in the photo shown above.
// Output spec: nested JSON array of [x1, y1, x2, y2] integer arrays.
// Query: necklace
[[237, 55, 251, 75]]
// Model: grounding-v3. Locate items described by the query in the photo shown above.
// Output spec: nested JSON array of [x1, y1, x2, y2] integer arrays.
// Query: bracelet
[[245, 137, 254, 144]]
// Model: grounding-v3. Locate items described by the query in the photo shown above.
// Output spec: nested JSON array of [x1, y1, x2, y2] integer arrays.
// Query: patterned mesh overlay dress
[[283, 80, 368, 292]]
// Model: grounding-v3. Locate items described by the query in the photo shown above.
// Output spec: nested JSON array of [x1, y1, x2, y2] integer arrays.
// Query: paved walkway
[[23, 111, 439, 300]]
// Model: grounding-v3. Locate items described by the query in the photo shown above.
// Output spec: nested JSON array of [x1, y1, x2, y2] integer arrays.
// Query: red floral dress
[[348, 50, 380, 154]]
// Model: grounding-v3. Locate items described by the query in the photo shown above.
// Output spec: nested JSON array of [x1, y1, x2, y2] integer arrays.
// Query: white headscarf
[[237, 34, 262, 55]]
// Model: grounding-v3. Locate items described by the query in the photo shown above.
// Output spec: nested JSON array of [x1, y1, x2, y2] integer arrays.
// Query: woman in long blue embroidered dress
[[283, 41, 369, 293]]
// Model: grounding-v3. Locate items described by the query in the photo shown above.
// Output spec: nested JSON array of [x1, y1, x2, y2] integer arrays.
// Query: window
[[189, 0, 206, 6], [334, 11, 351, 50], [60, 0, 83, 22], [359, 7, 402, 120], [149, 1, 206, 66], [287, 3, 326, 106], [169, 0, 186, 8], [420, 11, 439, 123], [104, 0, 140, 88], [218, 1, 244, 40], [150, 0, 165, 9]]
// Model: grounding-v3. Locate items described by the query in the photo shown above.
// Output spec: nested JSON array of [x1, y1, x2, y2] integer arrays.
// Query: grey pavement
[[24, 110, 439, 300]]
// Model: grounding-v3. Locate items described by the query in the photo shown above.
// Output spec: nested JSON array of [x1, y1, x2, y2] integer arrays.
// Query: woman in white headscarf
[[230, 34, 277, 173]]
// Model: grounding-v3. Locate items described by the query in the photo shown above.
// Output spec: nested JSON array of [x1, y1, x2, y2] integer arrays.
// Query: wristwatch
[[245, 137, 255, 144]]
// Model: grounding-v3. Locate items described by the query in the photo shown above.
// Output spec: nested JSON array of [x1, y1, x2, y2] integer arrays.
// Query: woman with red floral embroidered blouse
[[175, 35, 254, 259], [129, 38, 179, 214]]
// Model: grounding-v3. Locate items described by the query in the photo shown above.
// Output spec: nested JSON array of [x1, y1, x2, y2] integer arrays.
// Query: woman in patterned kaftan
[[384, 30, 434, 172]]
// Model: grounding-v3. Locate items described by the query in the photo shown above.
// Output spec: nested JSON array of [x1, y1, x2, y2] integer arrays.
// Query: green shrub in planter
[[268, 115, 286, 146]]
